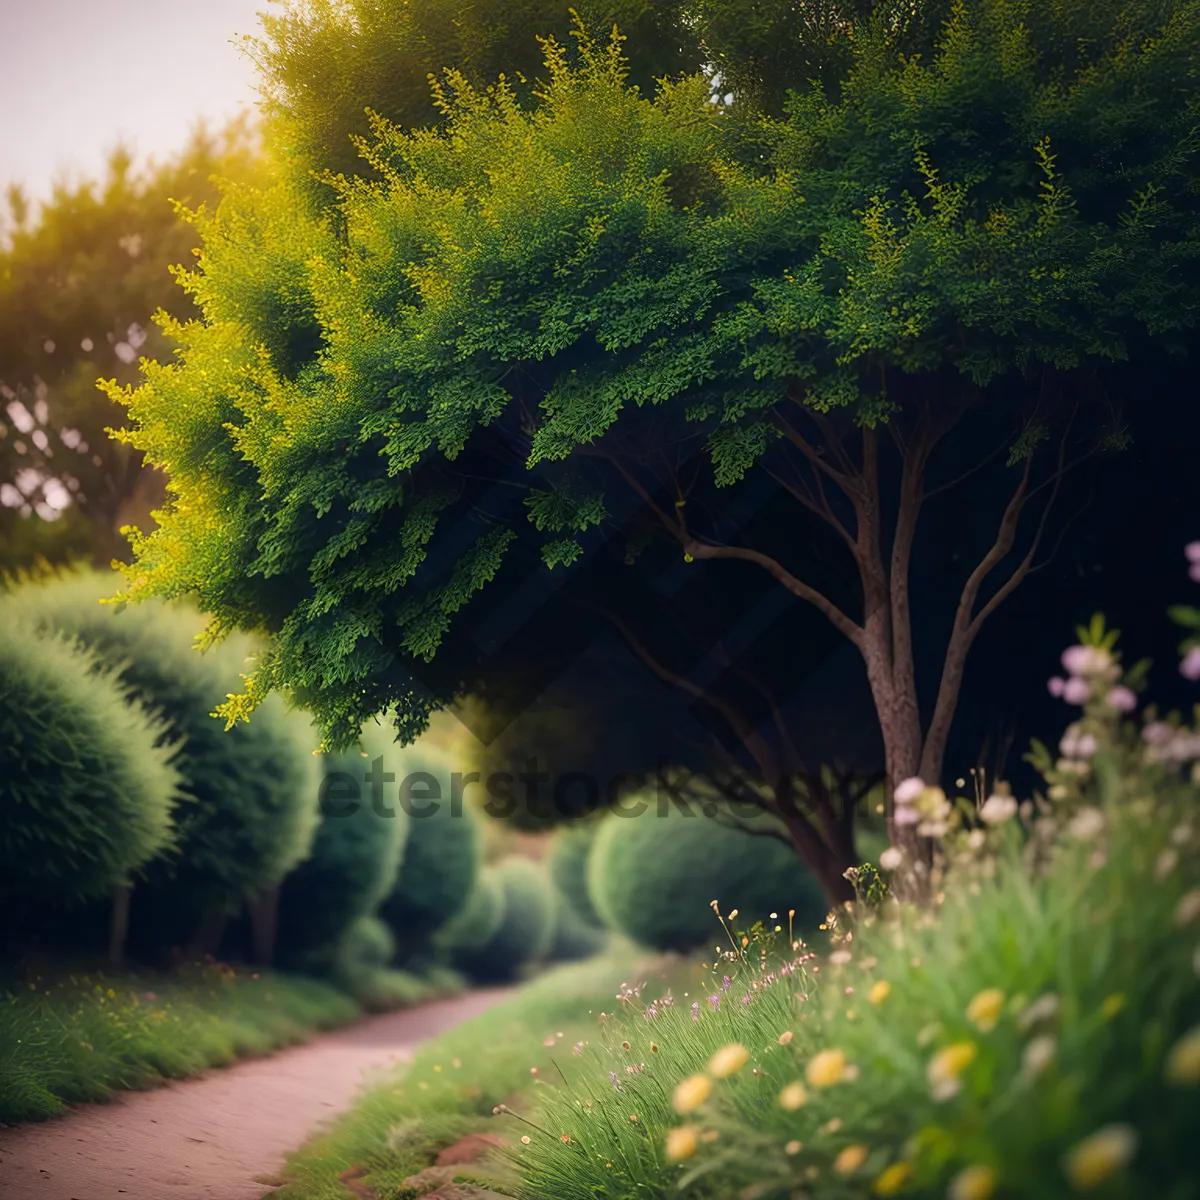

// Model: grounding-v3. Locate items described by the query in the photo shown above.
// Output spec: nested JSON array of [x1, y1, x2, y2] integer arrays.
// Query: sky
[[1, 0, 268, 205]]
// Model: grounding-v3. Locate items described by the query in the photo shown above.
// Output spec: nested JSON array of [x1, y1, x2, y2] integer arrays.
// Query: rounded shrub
[[547, 820, 604, 926], [0, 619, 181, 916], [547, 902, 607, 963], [587, 792, 827, 952], [461, 858, 555, 982], [378, 743, 483, 956], [434, 871, 507, 963], [276, 725, 411, 966], [1, 571, 321, 953]]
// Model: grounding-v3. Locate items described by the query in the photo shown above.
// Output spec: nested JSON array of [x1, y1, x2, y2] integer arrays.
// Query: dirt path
[[0, 987, 512, 1200]]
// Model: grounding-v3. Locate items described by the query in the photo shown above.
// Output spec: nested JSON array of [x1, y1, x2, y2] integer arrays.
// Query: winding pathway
[[0, 987, 512, 1200]]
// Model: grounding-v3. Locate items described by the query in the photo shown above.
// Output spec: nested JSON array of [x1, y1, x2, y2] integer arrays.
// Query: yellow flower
[[1099, 993, 1126, 1021], [928, 1042, 977, 1085], [948, 1164, 997, 1200], [1063, 1124, 1138, 1190], [672, 1073, 713, 1114], [708, 1043, 750, 1078], [778, 1081, 809, 1110], [834, 1145, 869, 1175], [1164, 1025, 1200, 1086], [785, 1139, 802, 1156], [665, 1126, 699, 1162], [966, 989, 1005, 1032], [872, 1161, 913, 1195], [805, 1048, 848, 1088], [868, 980, 892, 1006]]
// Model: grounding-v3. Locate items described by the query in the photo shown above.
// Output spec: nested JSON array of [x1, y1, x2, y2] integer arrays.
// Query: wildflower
[[1156, 848, 1180, 879], [1021, 1035, 1057, 1079], [1018, 993, 1060, 1031], [1067, 807, 1105, 840], [625, 1063, 645, 1076], [1063, 678, 1091, 705], [948, 1165, 997, 1200], [529, 1067, 539, 1076], [1063, 1124, 1138, 1189], [777, 1031, 795, 1046], [1187, 540, 1200, 563], [785, 1140, 802, 1155], [665, 1126, 699, 1162], [895, 804, 922, 826], [879, 846, 904, 871], [863, 981, 891, 1007], [560, 1134, 571, 1143], [608, 1071, 623, 1091], [672, 1074, 713, 1113], [805, 1048, 848, 1088], [1061, 645, 1113, 678], [1164, 1026, 1200, 1086], [1182, 647, 1200, 682], [1099, 993, 1126, 1021], [691, 1002, 700, 1021], [1106, 686, 1137, 712], [979, 794, 1017, 825], [1176, 891, 1200, 927], [967, 989, 1005, 1032], [928, 1042, 977, 1101], [1048, 676, 1066, 697], [872, 1162, 913, 1195], [721, 975, 733, 993], [778, 1082, 808, 1110], [830, 949, 852, 965], [521, 1135, 531, 1145], [643, 1005, 659, 1021], [1060, 727, 1098, 759], [572, 1042, 584, 1056], [708, 1043, 750, 1078], [895, 777, 926, 805], [629, 1114, 638, 1123], [822, 1118, 843, 1134], [834, 1145, 869, 1175], [708, 994, 721, 1012]]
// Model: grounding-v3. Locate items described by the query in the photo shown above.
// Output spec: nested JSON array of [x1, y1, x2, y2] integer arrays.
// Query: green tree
[[1, 571, 320, 959], [109, 2, 1200, 901], [0, 618, 181, 962], [0, 121, 259, 568]]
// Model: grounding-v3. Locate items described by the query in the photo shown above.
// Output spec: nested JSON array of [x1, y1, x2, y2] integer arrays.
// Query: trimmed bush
[[1, 571, 320, 953], [435, 871, 507, 964], [546, 820, 604, 927], [379, 743, 482, 956], [276, 726, 411, 966], [0, 620, 180, 915], [587, 792, 827, 952], [464, 857, 556, 982], [547, 902, 607, 963]]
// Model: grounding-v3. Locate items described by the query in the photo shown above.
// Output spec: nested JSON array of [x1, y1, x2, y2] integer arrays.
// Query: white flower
[[879, 846, 904, 871], [1018, 993, 1061, 1032], [894, 805, 921, 826], [1175, 891, 1200, 927], [980, 794, 1018, 825], [1061, 644, 1114, 678], [1105, 686, 1137, 713], [967, 829, 987, 850], [1067, 807, 1105, 841], [1063, 677, 1091, 705], [1021, 1035, 1057, 1079], [894, 777, 926, 805], [1156, 848, 1180, 879], [1059, 726, 1098, 759]]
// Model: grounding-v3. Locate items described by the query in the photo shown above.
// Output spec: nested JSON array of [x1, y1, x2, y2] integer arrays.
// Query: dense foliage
[[465, 857, 556, 981], [378, 746, 484, 955], [435, 869, 508, 965], [0, 619, 180, 914], [0, 123, 260, 567], [547, 819, 605, 926], [0, 571, 320, 951], [588, 790, 827, 950], [276, 726, 411, 966]]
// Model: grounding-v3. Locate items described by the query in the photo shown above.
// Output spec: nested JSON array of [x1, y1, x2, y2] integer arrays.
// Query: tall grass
[[0, 962, 360, 1124]]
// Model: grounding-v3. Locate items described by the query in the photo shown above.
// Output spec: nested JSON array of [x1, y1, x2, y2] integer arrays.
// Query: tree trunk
[[108, 884, 131, 966], [248, 887, 280, 966]]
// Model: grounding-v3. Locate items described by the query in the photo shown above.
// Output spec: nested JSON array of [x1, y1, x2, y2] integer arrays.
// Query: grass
[[0, 958, 457, 1126], [275, 652, 1200, 1199]]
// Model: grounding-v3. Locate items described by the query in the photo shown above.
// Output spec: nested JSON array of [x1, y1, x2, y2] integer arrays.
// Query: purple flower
[[1143, 721, 1176, 745], [1106, 686, 1137, 712], [1182, 647, 1200, 682], [1185, 541, 1200, 564], [608, 1071, 623, 1091], [720, 975, 732, 993], [691, 1002, 700, 1021], [1062, 677, 1091, 705], [1048, 676, 1066, 698], [1191, 563, 1200, 584], [740, 993, 753, 1006], [643, 1005, 659, 1021], [894, 804, 921, 826], [707, 994, 721, 1011]]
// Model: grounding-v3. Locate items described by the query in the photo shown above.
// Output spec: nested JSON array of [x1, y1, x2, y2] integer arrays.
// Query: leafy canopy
[[112, 1, 1200, 750]]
